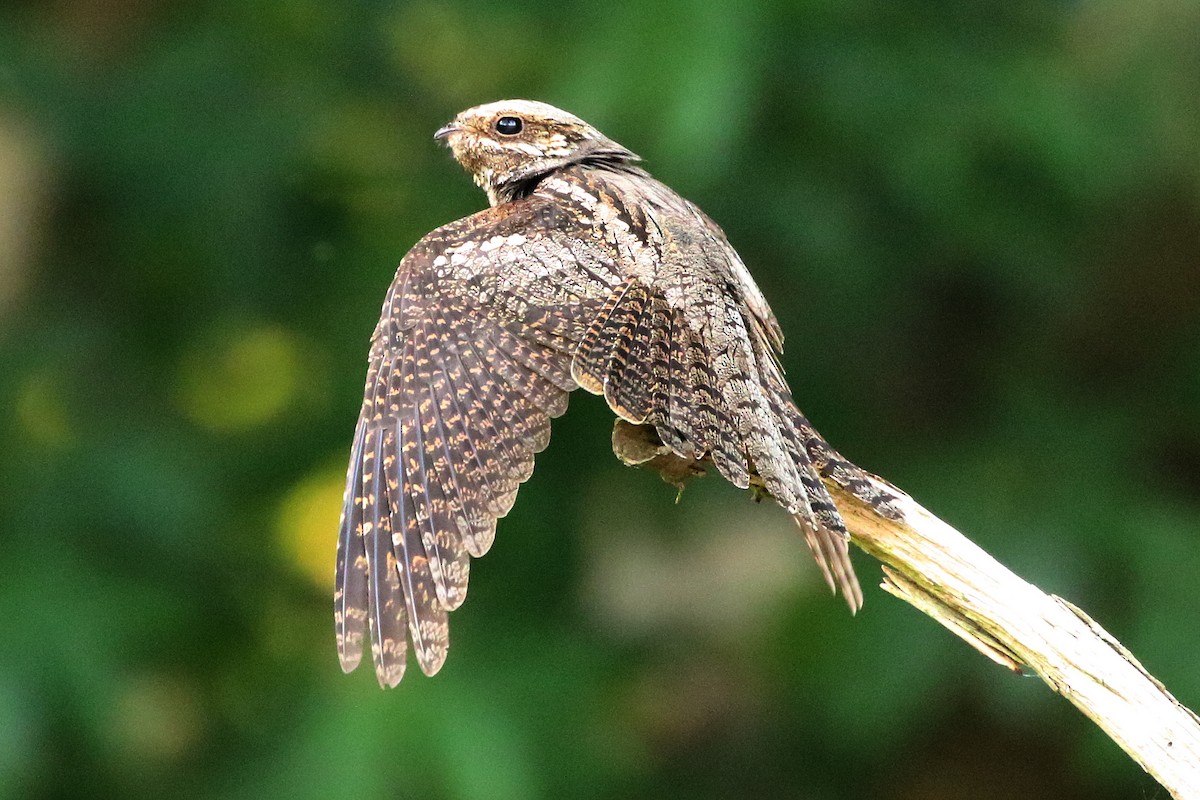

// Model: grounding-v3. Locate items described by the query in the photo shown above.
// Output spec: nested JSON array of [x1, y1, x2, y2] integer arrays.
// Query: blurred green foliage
[[1, 1, 1198, 798]]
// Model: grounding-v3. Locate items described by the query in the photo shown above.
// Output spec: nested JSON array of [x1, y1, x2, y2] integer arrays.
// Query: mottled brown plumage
[[336, 100, 898, 687]]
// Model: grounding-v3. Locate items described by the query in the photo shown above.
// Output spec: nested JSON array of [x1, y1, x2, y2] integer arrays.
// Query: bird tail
[[773, 387, 904, 613], [792, 509, 864, 613]]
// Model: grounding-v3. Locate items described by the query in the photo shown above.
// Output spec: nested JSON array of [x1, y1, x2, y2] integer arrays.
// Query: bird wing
[[559, 169, 864, 610], [336, 195, 624, 687]]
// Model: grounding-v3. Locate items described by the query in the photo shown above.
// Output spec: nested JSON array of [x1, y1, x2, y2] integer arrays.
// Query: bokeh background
[[2, 1, 1198, 798]]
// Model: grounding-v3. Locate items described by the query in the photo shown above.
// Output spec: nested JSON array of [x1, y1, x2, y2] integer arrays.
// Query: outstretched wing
[[335, 195, 623, 687], [338, 165, 879, 688]]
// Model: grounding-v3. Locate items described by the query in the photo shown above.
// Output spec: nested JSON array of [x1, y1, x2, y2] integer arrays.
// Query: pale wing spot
[[593, 200, 631, 234], [539, 177, 600, 211]]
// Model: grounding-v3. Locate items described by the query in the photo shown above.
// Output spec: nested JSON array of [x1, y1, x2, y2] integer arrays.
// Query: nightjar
[[336, 100, 894, 687]]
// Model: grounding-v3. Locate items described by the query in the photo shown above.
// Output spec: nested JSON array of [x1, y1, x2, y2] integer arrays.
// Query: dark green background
[[2, 1, 1198, 798]]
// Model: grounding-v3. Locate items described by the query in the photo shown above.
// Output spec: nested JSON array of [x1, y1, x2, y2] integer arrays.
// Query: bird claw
[[611, 419, 707, 497]]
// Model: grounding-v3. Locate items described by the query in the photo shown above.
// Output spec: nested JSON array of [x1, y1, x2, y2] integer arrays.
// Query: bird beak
[[433, 123, 461, 142]]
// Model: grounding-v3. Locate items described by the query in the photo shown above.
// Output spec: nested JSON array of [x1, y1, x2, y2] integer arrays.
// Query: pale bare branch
[[830, 478, 1200, 799]]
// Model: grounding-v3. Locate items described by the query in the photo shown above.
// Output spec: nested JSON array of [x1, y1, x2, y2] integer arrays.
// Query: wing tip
[[337, 648, 363, 674], [370, 636, 409, 688], [570, 359, 605, 395], [376, 664, 406, 689], [415, 646, 448, 678]]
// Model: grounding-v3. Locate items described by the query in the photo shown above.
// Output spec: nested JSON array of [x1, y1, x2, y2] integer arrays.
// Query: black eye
[[495, 116, 523, 135]]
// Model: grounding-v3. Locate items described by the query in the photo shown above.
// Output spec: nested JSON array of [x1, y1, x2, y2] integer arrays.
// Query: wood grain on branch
[[829, 478, 1200, 800]]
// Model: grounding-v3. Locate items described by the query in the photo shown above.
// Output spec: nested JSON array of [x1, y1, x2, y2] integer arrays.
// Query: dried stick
[[829, 478, 1200, 799]]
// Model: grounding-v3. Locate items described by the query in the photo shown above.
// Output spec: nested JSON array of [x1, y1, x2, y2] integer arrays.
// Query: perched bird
[[336, 100, 896, 687]]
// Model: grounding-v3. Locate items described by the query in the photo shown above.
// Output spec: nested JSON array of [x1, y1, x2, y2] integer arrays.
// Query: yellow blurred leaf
[[177, 324, 302, 432], [277, 465, 345, 592]]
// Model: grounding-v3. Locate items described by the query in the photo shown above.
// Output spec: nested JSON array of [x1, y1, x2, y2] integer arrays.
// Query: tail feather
[[793, 513, 863, 613], [751, 345, 873, 610]]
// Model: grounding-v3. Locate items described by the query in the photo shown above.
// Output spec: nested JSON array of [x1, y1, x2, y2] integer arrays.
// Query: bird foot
[[611, 419, 707, 496]]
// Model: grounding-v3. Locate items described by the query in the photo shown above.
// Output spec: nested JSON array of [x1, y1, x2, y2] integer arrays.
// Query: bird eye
[[494, 116, 523, 135]]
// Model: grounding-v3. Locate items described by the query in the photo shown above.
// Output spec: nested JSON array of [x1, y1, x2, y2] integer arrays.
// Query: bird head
[[434, 100, 640, 205]]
